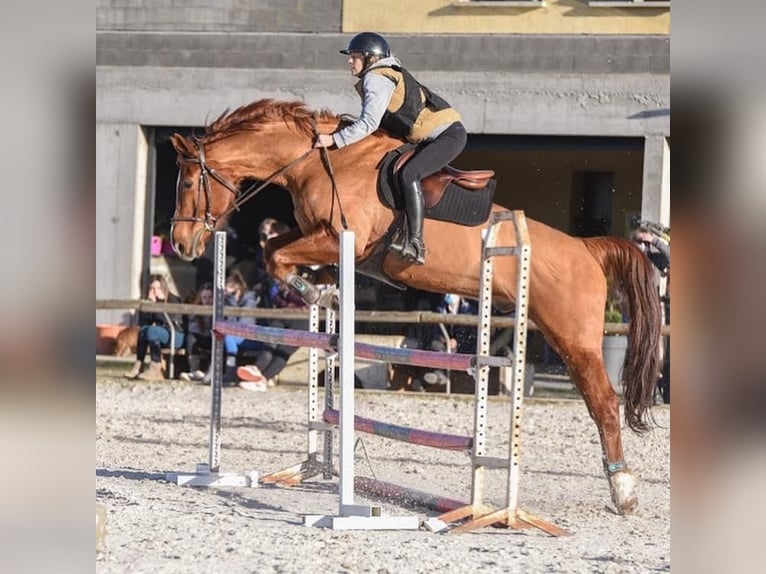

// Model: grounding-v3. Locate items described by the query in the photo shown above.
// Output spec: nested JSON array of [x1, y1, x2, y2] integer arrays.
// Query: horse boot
[[398, 180, 426, 265], [124, 360, 143, 379], [285, 272, 322, 305], [138, 360, 165, 381]]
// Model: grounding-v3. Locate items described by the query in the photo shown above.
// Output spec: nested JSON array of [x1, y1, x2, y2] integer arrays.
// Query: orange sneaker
[[237, 365, 265, 383]]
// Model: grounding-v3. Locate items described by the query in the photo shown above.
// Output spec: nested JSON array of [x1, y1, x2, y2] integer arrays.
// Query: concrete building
[[97, 0, 669, 324]]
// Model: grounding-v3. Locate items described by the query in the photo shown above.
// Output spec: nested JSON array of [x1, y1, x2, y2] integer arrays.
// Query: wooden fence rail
[[96, 299, 669, 336]]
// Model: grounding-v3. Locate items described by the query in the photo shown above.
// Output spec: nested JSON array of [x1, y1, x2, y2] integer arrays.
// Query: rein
[[172, 138, 314, 231], [172, 116, 349, 240], [311, 114, 348, 231]]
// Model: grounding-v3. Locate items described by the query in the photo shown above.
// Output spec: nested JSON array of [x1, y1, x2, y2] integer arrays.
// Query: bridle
[[171, 114, 348, 258], [170, 136, 315, 255]]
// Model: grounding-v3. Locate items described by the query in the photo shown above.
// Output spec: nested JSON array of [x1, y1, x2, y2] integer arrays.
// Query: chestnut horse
[[170, 99, 662, 515]]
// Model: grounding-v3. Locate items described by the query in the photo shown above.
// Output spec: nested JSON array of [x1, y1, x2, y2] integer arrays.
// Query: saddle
[[393, 149, 495, 209], [361, 144, 497, 291], [377, 144, 496, 227]]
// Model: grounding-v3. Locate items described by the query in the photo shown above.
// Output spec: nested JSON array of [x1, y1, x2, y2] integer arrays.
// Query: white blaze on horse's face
[[170, 151, 213, 260]]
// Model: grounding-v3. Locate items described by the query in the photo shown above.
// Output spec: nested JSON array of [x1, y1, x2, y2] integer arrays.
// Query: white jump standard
[[303, 231, 420, 530], [166, 231, 259, 487]]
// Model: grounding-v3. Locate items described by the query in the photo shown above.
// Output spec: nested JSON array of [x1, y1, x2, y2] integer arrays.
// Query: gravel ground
[[96, 371, 670, 574]]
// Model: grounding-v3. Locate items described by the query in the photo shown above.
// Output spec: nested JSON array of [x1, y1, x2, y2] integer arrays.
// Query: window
[[588, 0, 670, 7], [453, 0, 546, 7]]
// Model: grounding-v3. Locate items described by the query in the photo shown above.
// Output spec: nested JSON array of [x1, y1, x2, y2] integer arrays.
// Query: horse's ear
[[170, 133, 193, 155]]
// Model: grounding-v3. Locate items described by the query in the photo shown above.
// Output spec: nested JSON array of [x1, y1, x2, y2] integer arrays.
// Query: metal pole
[[471, 219, 498, 512], [209, 231, 226, 473], [507, 211, 531, 514], [322, 305, 337, 479], [338, 231, 356, 512], [307, 304, 320, 460]]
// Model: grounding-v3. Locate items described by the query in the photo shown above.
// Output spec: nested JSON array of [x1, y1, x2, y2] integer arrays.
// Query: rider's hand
[[314, 134, 335, 149]]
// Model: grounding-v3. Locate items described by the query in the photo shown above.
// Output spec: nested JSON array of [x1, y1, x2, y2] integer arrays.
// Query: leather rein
[[171, 136, 314, 232], [170, 115, 347, 250]]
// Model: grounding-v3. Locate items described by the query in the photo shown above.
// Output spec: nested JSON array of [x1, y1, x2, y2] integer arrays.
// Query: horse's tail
[[584, 237, 663, 433]]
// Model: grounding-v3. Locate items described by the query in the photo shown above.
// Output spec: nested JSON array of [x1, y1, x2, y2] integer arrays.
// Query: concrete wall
[[97, 0, 341, 32], [343, 0, 670, 35], [97, 66, 668, 137], [96, 122, 150, 325], [98, 32, 669, 74]]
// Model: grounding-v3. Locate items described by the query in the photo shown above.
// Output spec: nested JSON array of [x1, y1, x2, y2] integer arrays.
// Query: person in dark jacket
[[237, 278, 309, 390], [124, 274, 186, 380], [632, 226, 670, 277], [178, 283, 213, 382], [423, 293, 478, 387], [211, 270, 263, 383], [314, 32, 466, 265]]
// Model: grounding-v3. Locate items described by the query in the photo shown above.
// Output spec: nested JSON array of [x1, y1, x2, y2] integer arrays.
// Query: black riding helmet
[[340, 32, 390, 58]]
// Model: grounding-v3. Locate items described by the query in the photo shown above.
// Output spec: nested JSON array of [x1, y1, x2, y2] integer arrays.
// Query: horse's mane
[[203, 99, 341, 143]]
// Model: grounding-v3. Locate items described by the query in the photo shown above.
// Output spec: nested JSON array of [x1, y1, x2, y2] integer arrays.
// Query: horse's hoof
[[608, 470, 638, 515]]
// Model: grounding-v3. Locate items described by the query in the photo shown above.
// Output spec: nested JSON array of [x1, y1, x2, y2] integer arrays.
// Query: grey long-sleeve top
[[332, 56, 401, 149]]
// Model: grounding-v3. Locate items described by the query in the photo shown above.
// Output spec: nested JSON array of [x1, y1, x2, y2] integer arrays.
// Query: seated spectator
[[242, 220, 307, 390], [178, 283, 213, 382], [422, 293, 478, 388], [206, 270, 263, 384], [124, 275, 186, 381]]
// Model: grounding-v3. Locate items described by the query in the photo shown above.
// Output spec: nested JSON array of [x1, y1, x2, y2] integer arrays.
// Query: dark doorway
[[570, 171, 615, 237]]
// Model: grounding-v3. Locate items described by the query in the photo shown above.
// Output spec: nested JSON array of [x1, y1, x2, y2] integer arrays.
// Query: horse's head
[[169, 133, 240, 261]]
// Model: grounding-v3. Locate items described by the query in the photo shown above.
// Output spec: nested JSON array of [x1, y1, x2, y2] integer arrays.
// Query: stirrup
[[388, 241, 405, 254], [388, 227, 408, 253], [400, 238, 425, 265]]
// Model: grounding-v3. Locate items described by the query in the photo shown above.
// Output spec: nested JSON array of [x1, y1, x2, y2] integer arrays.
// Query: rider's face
[[348, 52, 365, 76]]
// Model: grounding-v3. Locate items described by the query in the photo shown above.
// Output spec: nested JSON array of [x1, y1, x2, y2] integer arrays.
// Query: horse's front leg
[[265, 227, 357, 308]]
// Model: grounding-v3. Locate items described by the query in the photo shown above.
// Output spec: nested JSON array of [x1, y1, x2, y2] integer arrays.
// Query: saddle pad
[[377, 147, 495, 227]]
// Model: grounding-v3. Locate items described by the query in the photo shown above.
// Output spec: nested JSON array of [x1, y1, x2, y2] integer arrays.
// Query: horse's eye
[[182, 179, 193, 189]]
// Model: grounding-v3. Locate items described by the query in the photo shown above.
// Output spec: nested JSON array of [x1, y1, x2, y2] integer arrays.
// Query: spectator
[[632, 226, 670, 278], [124, 275, 186, 381], [178, 283, 213, 382], [254, 218, 293, 307], [422, 293, 478, 387], [237, 221, 309, 391], [201, 270, 263, 384]]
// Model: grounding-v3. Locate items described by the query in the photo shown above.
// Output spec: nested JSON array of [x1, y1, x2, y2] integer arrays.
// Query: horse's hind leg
[[564, 345, 638, 515]]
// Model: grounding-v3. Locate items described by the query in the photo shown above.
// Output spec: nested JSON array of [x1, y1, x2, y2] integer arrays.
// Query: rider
[[313, 32, 467, 265]]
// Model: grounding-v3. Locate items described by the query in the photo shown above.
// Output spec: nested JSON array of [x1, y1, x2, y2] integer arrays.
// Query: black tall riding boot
[[399, 180, 426, 265]]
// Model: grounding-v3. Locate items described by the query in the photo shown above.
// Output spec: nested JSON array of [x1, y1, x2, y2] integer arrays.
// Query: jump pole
[[304, 230, 420, 530], [166, 231, 258, 487]]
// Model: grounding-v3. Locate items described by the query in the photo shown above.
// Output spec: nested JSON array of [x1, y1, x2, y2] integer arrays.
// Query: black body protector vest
[[365, 65, 451, 141]]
